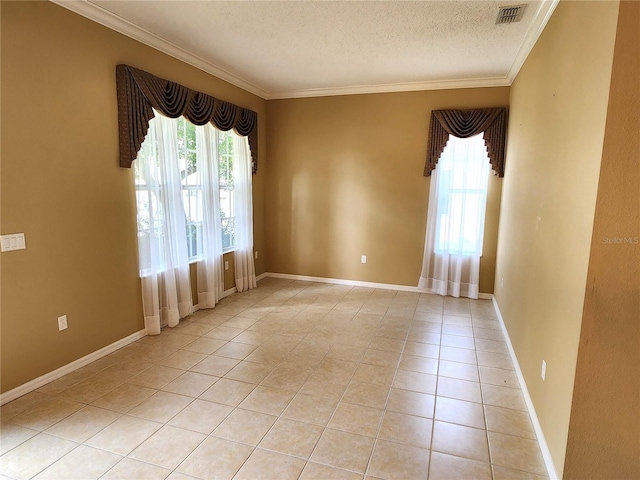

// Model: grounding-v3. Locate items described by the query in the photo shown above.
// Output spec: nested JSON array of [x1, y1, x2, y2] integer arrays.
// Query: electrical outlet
[[541, 360, 546, 381], [254, 251, 258, 259], [361, 255, 367, 264], [224, 261, 229, 271], [501, 277, 504, 288], [58, 315, 68, 331]]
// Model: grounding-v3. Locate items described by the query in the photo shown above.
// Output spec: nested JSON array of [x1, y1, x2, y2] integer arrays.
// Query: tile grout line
[[426, 299, 446, 480], [362, 293, 417, 479], [304, 287, 394, 478], [472, 306, 497, 480], [213, 282, 370, 478], [1, 281, 548, 480]]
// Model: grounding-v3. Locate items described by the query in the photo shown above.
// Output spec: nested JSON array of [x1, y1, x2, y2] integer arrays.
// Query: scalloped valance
[[424, 108, 507, 177], [116, 64, 258, 174]]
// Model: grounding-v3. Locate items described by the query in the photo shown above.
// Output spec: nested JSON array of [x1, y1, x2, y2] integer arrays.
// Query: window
[[218, 131, 235, 252], [134, 116, 237, 275], [134, 129, 164, 276], [178, 118, 204, 261], [434, 133, 490, 256]]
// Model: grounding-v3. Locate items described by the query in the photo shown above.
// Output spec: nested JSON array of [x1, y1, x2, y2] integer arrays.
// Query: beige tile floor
[[0, 278, 549, 480]]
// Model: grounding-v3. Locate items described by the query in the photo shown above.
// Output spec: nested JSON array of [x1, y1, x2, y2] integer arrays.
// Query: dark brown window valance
[[424, 107, 507, 177], [116, 64, 259, 174]]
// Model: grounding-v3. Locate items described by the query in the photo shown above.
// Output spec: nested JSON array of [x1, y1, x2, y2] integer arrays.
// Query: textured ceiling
[[56, 0, 558, 99]]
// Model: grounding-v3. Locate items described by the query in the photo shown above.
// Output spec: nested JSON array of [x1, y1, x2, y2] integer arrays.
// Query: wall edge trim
[[0, 329, 147, 406], [223, 287, 237, 298], [492, 297, 560, 480], [505, 0, 560, 83], [266, 77, 511, 100], [265, 272, 423, 292], [1, 276, 491, 406], [265, 272, 494, 298], [48, 0, 535, 100], [49, 0, 269, 99], [256, 272, 269, 282]]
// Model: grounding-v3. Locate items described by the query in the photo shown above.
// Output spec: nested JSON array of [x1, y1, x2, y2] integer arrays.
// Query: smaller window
[[435, 134, 491, 256], [179, 120, 237, 257], [218, 131, 236, 252], [134, 126, 165, 276], [178, 118, 204, 262]]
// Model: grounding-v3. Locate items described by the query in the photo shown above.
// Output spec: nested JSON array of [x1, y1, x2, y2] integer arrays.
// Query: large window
[[134, 116, 237, 275], [434, 133, 490, 256]]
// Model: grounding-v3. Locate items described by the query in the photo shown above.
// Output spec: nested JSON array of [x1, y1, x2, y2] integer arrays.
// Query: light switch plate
[[1, 233, 26, 252]]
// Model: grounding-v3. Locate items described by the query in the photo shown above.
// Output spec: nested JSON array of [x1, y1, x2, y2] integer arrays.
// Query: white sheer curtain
[[233, 134, 257, 292], [196, 123, 225, 308], [135, 113, 193, 334], [418, 134, 490, 299]]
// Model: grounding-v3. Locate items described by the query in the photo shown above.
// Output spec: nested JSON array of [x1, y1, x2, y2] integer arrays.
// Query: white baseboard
[[0, 329, 146, 406], [265, 272, 424, 293], [492, 297, 559, 480], [264, 272, 494, 300], [194, 283, 239, 307], [256, 272, 268, 282], [2, 275, 492, 407]]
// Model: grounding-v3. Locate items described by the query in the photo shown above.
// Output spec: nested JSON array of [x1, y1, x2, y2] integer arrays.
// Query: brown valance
[[424, 107, 507, 177], [116, 64, 259, 174]]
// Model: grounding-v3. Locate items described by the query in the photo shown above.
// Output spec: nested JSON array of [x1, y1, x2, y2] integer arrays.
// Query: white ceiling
[[54, 0, 558, 99]]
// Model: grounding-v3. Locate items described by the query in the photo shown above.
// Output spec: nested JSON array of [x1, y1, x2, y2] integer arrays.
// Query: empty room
[[1, 1, 638, 479]]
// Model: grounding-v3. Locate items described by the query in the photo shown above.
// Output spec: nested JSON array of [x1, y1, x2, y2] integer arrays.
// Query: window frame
[[433, 134, 491, 257], [217, 130, 236, 254], [133, 116, 238, 277], [177, 117, 206, 263]]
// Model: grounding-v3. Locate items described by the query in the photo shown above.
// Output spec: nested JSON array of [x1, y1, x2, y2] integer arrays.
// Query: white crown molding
[[506, 0, 560, 83], [51, 0, 556, 100], [50, 0, 270, 99], [265, 76, 512, 100]]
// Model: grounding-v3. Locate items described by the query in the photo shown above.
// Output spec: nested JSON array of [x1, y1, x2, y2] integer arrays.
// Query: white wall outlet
[[501, 277, 504, 288], [57, 315, 68, 331], [254, 251, 258, 259], [541, 360, 547, 381], [361, 255, 367, 264], [224, 261, 229, 271]]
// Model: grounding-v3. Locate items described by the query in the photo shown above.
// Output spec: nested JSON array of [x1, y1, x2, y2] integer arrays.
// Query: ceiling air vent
[[496, 4, 526, 24]]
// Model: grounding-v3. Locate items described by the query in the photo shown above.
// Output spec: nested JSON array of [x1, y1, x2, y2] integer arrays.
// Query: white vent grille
[[496, 4, 526, 24]]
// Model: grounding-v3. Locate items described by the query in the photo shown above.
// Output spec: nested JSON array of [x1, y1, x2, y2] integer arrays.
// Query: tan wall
[[494, 1, 619, 474], [563, 2, 640, 478], [266, 88, 508, 291], [188, 252, 236, 303], [0, 1, 267, 393]]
